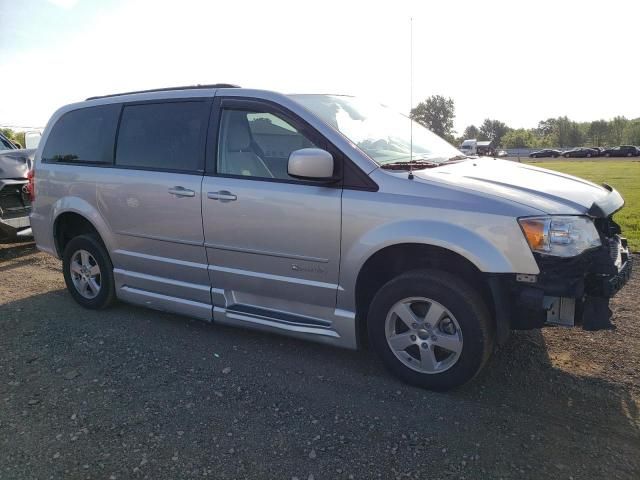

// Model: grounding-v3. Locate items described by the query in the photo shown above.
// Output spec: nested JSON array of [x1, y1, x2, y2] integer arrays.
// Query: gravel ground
[[1, 241, 638, 480]]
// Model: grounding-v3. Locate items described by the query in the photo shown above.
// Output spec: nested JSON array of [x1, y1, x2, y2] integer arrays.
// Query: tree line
[[410, 95, 640, 149]]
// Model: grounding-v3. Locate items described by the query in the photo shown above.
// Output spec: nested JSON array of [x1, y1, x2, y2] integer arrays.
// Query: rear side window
[[42, 104, 119, 164], [115, 101, 208, 172]]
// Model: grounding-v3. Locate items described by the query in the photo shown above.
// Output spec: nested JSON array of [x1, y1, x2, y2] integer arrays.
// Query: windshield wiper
[[442, 154, 470, 163], [380, 159, 440, 171]]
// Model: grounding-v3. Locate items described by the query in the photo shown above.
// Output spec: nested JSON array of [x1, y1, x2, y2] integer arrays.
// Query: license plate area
[[545, 297, 576, 327]]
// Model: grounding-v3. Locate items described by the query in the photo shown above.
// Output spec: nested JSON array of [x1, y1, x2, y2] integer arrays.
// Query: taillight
[[26, 168, 35, 202]]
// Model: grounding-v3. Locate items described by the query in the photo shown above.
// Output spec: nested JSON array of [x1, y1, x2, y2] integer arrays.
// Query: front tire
[[368, 270, 494, 391], [62, 234, 116, 309]]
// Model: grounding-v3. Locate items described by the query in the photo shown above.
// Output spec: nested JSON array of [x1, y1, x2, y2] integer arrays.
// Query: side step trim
[[219, 305, 339, 339], [226, 304, 332, 328], [118, 286, 212, 322]]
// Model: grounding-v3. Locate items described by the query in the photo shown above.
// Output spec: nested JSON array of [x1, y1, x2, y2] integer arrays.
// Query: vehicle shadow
[[0, 239, 37, 261], [1, 289, 638, 478], [472, 328, 639, 422]]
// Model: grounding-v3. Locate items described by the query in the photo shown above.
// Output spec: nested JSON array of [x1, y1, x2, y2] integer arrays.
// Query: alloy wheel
[[69, 249, 102, 299], [385, 297, 463, 374]]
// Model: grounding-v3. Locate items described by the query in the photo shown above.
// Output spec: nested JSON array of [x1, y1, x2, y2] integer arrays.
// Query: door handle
[[207, 191, 237, 202], [168, 186, 196, 197]]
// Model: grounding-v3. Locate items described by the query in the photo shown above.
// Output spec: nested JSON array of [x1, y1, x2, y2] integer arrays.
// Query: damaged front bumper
[[489, 221, 633, 342]]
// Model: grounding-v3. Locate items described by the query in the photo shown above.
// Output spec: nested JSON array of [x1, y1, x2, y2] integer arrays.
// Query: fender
[[51, 196, 115, 257], [337, 218, 539, 312]]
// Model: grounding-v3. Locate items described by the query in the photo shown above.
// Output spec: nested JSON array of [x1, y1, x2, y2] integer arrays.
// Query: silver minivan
[[30, 85, 632, 390]]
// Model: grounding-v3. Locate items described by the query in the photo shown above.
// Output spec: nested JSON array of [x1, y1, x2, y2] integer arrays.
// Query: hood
[[412, 158, 623, 216], [0, 148, 34, 179]]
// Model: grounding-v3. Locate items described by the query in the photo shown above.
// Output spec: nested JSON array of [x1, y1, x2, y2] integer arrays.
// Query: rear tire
[[367, 269, 494, 391], [62, 234, 116, 309]]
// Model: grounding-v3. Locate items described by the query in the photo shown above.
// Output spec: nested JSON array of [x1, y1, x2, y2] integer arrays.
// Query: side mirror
[[288, 148, 335, 181]]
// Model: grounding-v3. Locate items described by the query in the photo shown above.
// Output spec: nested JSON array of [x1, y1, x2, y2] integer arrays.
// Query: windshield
[[290, 94, 463, 165]]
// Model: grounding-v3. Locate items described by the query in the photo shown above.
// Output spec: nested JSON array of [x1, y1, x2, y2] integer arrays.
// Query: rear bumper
[[0, 214, 31, 240]]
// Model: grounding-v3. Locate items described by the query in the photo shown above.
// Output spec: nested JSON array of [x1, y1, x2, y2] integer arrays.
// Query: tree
[[623, 120, 640, 145], [608, 116, 628, 145], [552, 116, 584, 147], [533, 118, 558, 147], [410, 95, 455, 138], [479, 119, 510, 146], [567, 123, 584, 147], [588, 120, 609, 147], [536, 118, 557, 137], [462, 125, 480, 139], [502, 129, 538, 149]]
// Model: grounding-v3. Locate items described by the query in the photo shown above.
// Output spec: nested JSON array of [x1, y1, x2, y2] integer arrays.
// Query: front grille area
[[594, 216, 628, 271], [594, 215, 622, 238], [608, 236, 622, 268], [0, 181, 31, 220]]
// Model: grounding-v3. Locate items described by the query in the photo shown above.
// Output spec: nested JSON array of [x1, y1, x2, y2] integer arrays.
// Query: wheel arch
[[52, 199, 113, 258], [353, 243, 497, 349]]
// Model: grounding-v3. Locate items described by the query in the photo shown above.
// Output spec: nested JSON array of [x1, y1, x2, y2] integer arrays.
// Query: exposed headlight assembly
[[518, 216, 601, 257]]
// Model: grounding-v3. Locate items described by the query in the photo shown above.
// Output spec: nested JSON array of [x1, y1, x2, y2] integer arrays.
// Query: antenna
[[408, 17, 414, 180]]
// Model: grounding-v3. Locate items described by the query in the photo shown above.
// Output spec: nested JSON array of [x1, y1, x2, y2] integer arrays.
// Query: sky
[[1, 0, 639, 133]]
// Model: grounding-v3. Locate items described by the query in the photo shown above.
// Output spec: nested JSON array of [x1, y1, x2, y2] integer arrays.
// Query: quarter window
[[115, 101, 207, 172], [217, 109, 319, 180], [42, 104, 119, 164]]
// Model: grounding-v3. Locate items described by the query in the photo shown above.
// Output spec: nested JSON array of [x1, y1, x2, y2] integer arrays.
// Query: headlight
[[518, 216, 601, 257]]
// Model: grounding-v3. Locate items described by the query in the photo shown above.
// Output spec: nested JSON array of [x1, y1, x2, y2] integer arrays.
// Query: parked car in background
[[562, 147, 599, 158], [31, 85, 632, 391], [602, 145, 639, 157], [0, 145, 34, 241], [0, 131, 20, 150], [1, 130, 42, 150], [529, 149, 562, 158]]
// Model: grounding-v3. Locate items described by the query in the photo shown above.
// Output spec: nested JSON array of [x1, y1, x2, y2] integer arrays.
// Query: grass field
[[526, 160, 640, 251]]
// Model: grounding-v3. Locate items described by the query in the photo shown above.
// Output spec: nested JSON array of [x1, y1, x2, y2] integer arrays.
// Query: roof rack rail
[[86, 84, 240, 101]]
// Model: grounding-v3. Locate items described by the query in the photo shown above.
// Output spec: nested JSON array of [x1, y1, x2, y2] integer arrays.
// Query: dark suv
[[562, 147, 599, 158], [602, 145, 639, 157]]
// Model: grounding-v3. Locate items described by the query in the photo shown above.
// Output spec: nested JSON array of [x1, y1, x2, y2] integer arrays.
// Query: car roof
[[85, 83, 240, 100]]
